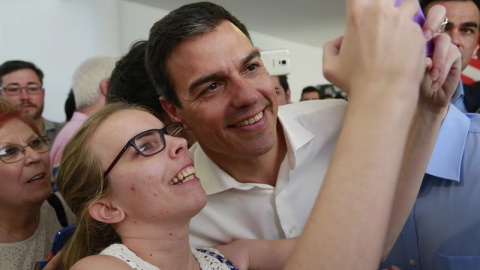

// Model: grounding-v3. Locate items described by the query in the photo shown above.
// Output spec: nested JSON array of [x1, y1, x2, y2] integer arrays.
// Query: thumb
[[323, 36, 343, 87]]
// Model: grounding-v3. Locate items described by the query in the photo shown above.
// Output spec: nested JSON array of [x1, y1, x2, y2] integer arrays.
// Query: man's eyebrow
[[461, 22, 479, 29], [188, 50, 261, 93], [189, 72, 225, 94], [241, 50, 261, 67]]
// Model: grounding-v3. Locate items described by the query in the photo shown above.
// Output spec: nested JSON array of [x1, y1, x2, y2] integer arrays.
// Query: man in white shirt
[[145, 2, 460, 249]]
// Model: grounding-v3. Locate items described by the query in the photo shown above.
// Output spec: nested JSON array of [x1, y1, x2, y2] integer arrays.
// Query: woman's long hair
[[56, 102, 149, 269]]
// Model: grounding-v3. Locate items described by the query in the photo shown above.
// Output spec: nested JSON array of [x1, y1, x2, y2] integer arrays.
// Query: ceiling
[[130, 0, 347, 47]]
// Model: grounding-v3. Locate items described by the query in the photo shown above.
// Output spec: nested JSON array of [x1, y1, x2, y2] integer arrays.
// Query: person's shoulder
[[278, 100, 348, 126], [279, 99, 348, 115], [53, 121, 64, 131], [71, 254, 132, 270], [43, 117, 64, 128]]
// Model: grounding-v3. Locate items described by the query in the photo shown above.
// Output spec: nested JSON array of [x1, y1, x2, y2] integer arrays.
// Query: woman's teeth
[[170, 166, 196, 185]]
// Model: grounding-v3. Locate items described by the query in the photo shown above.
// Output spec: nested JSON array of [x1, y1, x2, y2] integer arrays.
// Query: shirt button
[[409, 258, 417, 266], [288, 226, 297, 235]]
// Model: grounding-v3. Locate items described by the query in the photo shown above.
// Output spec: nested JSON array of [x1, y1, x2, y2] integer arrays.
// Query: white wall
[[1, 0, 344, 122], [1, 0, 122, 122], [119, 1, 169, 53]]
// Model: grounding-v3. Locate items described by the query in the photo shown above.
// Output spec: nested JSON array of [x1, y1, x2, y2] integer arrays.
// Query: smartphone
[[51, 224, 76, 255], [260, 49, 291, 76], [395, 0, 433, 55], [34, 224, 76, 270]]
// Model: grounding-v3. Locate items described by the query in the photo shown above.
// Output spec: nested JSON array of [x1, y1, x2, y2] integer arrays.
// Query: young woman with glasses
[[56, 103, 237, 270], [0, 97, 73, 270]]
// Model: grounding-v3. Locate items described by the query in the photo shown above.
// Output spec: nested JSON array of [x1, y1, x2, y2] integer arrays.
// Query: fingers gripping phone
[[395, 0, 433, 55], [260, 49, 291, 76]]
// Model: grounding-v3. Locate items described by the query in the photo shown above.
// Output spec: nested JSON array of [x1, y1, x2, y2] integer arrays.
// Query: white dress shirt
[[189, 99, 348, 247]]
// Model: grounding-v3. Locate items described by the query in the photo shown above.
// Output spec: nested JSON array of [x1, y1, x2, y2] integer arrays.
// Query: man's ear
[[160, 97, 187, 125], [286, 89, 291, 104], [474, 44, 480, 61], [89, 199, 125, 224], [100, 78, 110, 96]]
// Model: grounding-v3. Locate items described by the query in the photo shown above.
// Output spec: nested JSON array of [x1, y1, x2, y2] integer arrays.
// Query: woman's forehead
[[93, 109, 163, 148], [0, 118, 36, 143], [109, 109, 162, 128]]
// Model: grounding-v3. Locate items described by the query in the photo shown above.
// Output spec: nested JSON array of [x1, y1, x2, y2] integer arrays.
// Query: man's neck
[[79, 100, 104, 116], [204, 120, 287, 186]]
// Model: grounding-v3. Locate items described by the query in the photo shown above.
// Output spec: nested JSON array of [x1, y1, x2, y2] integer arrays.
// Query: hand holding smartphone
[[395, 0, 433, 55]]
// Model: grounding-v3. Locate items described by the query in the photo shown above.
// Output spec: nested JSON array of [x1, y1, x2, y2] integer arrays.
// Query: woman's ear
[[88, 199, 125, 224]]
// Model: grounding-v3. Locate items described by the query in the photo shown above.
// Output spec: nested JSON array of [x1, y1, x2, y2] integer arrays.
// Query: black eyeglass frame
[[103, 122, 188, 178]]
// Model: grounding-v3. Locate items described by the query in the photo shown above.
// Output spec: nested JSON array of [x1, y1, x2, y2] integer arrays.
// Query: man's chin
[[22, 109, 41, 120]]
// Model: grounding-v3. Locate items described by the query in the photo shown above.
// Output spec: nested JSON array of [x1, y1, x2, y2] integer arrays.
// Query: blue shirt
[[451, 82, 468, 113], [381, 105, 480, 270]]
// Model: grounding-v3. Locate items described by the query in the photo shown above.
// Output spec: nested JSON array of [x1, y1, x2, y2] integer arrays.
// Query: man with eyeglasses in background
[[0, 60, 63, 147]]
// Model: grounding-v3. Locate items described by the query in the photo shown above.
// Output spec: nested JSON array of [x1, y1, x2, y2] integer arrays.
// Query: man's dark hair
[[0, 60, 44, 85], [146, 1, 250, 108], [420, 0, 480, 12], [300, 86, 321, 100], [278, 75, 290, 93], [107, 40, 170, 123]]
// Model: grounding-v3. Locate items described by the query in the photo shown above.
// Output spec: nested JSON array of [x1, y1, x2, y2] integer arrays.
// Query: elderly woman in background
[[0, 97, 73, 270]]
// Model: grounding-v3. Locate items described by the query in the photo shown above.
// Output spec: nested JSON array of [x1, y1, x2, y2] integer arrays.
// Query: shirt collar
[[191, 143, 275, 195], [451, 81, 468, 113], [71, 111, 88, 121], [426, 105, 470, 182], [277, 105, 315, 169], [42, 117, 56, 132], [451, 80, 464, 103], [192, 107, 313, 195]]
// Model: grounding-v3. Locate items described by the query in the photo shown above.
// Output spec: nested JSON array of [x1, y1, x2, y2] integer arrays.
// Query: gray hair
[[72, 56, 117, 110]]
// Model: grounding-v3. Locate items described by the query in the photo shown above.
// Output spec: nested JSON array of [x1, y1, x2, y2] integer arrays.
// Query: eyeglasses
[[0, 83, 43, 96], [0, 136, 50, 163], [103, 122, 189, 178]]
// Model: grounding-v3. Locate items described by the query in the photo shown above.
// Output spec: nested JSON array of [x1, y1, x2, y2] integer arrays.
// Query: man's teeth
[[235, 111, 263, 127], [170, 166, 196, 185]]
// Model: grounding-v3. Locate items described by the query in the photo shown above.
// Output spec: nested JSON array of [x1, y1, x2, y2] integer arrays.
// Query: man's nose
[[19, 88, 30, 100], [229, 76, 259, 109], [446, 29, 461, 47]]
